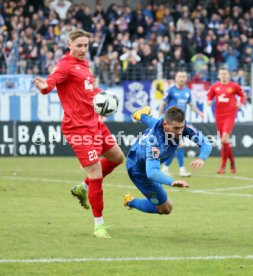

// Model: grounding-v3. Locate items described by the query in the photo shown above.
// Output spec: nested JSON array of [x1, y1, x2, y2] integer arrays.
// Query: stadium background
[[0, 0, 253, 157], [1, 2, 253, 275]]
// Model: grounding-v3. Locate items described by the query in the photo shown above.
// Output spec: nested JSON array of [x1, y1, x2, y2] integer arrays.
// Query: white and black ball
[[93, 91, 119, 117]]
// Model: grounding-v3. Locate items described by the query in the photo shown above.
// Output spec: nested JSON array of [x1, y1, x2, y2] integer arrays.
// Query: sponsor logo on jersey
[[75, 65, 81, 70], [215, 87, 220, 91], [84, 76, 93, 90], [152, 147, 160, 159], [218, 93, 229, 102]]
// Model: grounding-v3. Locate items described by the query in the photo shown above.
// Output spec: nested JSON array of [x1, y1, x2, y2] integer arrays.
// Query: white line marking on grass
[[0, 255, 253, 263], [189, 190, 253, 197], [0, 176, 73, 184], [1, 176, 253, 198], [198, 185, 253, 192]]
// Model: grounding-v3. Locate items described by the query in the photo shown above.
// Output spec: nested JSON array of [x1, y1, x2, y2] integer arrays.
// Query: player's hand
[[199, 112, 205, 119], [171, 180, 189, 188], [207, 101, 212, 106], [236, 103, 243, 109], [33, 77, 48, 90], [189, 158, 205, 170]]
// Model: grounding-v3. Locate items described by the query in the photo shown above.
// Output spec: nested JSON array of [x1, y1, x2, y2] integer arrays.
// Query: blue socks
[[128, 198, 158, 214], [176, 147, 184, 168], [165, 153, 174, 166]]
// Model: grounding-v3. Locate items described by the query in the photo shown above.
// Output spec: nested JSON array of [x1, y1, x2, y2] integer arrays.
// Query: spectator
[[191, 53, 209, 79], [49, 0, 71, 20], [0, 0, 252, 85], [176, 12, 194, 34], [222, 45, 240, 72], [3, 40, 18, 73]]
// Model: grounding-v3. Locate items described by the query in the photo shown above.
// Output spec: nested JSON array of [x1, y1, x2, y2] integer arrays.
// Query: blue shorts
[[126, 158, 168, 205]]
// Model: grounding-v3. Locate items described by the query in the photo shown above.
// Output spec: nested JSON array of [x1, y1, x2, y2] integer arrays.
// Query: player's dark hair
[[165, 107, 185, 123], [68, 29, 91, 41]]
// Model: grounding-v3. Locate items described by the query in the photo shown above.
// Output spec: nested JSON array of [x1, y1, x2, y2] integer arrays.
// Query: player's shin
[[88, 178, 104, 218], [128, 198, 159, 214], [221, 143, 229, 168], [84, 158, 122, 185], [176, 147, 184, 168], [100, 158, 122, 177]]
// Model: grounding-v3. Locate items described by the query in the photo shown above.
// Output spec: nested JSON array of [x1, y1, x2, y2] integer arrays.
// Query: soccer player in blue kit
[[158, 71, 204, 177], [124, 107, 212, 215]]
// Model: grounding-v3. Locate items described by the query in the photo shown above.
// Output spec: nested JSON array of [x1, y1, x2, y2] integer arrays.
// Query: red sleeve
[[94, 87, 102, 95], [207, 84, 216, 101], [234, 83, 246, 104], [40, 61, 70, 94]]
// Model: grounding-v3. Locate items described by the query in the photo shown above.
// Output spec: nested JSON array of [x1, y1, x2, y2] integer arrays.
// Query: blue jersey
[[127, 116, 212, 185], [164, 85, 192, 112]]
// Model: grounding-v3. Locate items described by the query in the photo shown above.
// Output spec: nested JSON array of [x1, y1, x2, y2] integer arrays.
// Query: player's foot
[[230, 166, 236, 174], [161, 166, 172, 177], [71, 184, 90, 210], [179, 167, 192, 177], [217, 167, 226, 174], [93, 224, 111, 239], [132, 106, 151, 121], [124, 193, 134, 207]]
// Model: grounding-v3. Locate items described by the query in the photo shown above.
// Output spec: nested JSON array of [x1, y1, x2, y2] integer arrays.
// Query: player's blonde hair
[[219, 67, 229, 73], [68, 29, 91, 42]]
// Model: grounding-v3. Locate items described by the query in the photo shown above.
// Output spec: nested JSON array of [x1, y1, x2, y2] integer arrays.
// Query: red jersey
[[207, 81, 246, 116], [40, 52, 99, 134]]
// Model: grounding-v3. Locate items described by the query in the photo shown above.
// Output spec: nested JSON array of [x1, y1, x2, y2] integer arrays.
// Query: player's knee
[[117, 152, 125, 163], [157, 202, 173, 215]]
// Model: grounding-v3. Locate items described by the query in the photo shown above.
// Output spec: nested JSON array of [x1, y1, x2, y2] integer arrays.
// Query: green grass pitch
[[0, 157, 253, 275]]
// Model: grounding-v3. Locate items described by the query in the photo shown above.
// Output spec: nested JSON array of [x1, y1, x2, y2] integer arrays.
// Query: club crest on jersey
[[152, 147, 160, 159], [227, 87, 233, 93]]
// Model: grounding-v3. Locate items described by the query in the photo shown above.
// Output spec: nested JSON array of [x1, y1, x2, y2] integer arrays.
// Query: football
[[93, 91, 119, 117]]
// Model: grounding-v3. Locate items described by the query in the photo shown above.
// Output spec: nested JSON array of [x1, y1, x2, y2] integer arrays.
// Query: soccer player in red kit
[[207, 67, 245, 174], [34, 29, 124, 238]]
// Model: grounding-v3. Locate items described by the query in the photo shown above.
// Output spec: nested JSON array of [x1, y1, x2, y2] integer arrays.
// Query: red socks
[[85, 158, 122, 218], [88, 178, 103, 217], [221, 143, 234, 168], [227, 144, 235, 167], [84, 158, 122, 185], [221, 143, 229, 168]]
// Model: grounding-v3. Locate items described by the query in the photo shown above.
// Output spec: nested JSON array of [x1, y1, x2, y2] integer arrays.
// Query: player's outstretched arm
[[158, 101, 167, 118], [189, 103, 204, 119], [33, 77, 48, 90], [171, 180, 190, 188], [183, 123, 212, 166], [146, 158, 174, 186]]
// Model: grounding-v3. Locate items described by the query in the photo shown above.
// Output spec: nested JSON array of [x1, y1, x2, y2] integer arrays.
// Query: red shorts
[[65, 121, 116, 167], [216, 113, 236, 135]]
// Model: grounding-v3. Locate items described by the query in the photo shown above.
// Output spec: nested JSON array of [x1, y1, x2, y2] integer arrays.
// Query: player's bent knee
[[157, 201, 173, 215]]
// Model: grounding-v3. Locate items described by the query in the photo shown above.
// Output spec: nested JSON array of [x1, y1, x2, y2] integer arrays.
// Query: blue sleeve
[[145, 136, 174, 186], [140, 114, 158, 128], [146, 159, 174, 186], [188, 90, 192, 104], [163, 87, 172, 102], [183, 122, 212, 160]]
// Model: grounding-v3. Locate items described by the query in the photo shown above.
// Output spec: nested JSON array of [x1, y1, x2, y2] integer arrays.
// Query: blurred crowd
[[0, 0, 253, 85]]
